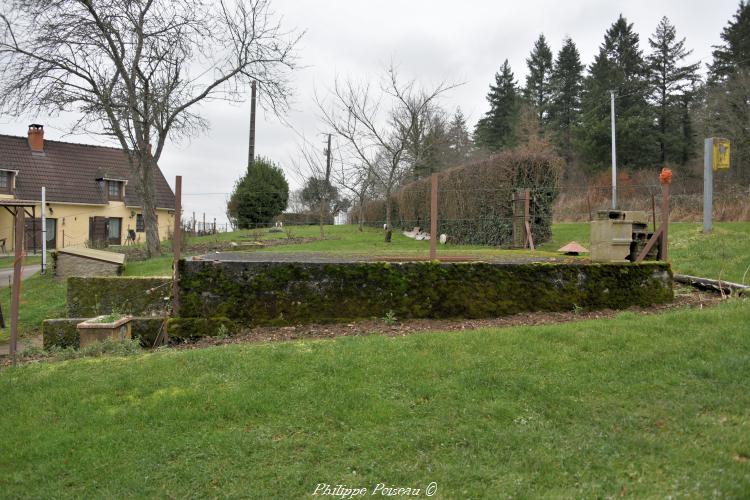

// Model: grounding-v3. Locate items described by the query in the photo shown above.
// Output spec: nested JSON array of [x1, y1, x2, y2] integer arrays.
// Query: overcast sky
[[0, 0, 740, 225]]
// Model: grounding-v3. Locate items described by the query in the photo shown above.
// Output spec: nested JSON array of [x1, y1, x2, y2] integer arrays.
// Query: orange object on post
[[659, 167, 673, 185]]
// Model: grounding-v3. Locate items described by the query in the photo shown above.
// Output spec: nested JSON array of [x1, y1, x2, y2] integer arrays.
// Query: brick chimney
[[28, 124, 44, 152]]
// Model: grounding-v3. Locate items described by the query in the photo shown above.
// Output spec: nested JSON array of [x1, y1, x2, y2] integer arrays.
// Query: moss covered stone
[[167, 318, 238, 341], [178, 260, 673, 327], [67, 276, 172, 317], [43, 317, 166, 349], [42, 318, 88, 349]]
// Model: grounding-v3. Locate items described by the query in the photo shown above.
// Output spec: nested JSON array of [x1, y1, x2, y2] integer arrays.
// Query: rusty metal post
[[172, 176, 182, 324], [10, 208, 25, 365], [660, 182, 670, 261], [430, 173, 438, 260]]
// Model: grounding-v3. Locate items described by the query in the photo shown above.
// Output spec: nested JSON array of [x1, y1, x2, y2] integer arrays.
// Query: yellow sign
[[713, 138, 731, 170]]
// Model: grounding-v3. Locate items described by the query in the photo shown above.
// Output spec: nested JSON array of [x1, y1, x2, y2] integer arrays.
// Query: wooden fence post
[[430, 173, 438, 260], [660, 181, 670, 261], [172, 176, 182, 327], [10, 208, 25, 365]]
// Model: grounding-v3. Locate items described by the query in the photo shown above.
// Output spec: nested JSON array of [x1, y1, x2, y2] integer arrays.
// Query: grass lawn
[[0, 299, 748, 497]]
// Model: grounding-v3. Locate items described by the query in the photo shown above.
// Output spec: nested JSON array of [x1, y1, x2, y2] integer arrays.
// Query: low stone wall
[[67, 276, 172, 317], [178, 260, 673, 326], [43, 317, 164, 349], [53, 253, 123, 279]]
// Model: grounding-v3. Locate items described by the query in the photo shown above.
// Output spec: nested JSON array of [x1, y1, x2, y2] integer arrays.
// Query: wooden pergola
[[0, 199, 39, 254]]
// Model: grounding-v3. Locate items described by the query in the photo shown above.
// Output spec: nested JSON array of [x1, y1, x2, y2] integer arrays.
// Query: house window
[[136, 214, 144, 232], [0, 172, 10, 193], [108, 217, 122, 245], [107, 180, 123, 201]]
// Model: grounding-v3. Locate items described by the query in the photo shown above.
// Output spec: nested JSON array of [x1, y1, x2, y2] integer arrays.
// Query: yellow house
[[0, 125, 175, 253]]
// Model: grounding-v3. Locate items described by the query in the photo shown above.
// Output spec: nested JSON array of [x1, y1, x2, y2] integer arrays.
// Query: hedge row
[[178, 260, 673, 327], [358, 148, 563, 246]]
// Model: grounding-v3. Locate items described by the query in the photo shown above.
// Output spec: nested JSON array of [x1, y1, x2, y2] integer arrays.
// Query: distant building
[[0, 125, 175, 252]]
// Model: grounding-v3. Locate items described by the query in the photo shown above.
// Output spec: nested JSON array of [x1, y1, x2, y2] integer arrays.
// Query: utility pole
[[610, 90, 617, 210], [320, 134, 332, 237], [248, 80, 257, 166]]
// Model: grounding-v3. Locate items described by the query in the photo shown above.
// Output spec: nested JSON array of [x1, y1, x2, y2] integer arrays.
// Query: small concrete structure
[[54, 246, 125, 278], [591, 210, 653, 262], [76, 315, 132, 348]]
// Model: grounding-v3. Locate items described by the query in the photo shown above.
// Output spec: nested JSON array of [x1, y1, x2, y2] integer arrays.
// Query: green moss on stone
[[178, 260, 673, 327], [43, 317, 166, 349], [167, 318, 238, 341], [67, 277, 171, 317]]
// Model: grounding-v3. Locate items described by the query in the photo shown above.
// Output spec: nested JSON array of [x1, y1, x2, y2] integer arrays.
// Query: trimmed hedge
[[359, 148, 563, 246], [67, 276, 172, 317], [178, 260, 673, 327], [278, 212, 333, 226], [43, 317, 165, 349]]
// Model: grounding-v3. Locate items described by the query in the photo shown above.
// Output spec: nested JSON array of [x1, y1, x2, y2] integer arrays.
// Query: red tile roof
[[0, 134, 175, 209]]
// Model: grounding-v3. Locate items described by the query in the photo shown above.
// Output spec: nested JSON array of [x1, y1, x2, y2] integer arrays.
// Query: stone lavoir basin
[[177, 253, 674, 328], [76, 315, 133, 348]]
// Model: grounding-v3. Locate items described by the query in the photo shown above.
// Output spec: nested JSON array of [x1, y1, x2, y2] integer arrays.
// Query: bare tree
[[332, 154, 373, 231], [318, 65, 456, 242], [291, 134, 335, 238], [0, 0, 300, 257]]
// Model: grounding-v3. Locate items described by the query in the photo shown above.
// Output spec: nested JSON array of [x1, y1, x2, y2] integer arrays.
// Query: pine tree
[[524, 34, 554, 130], [578, 15, 657, 168], [474, 60, 520, 151], [708, 1, 750, 82], [647, 16, 700, 165], [703, 1, 750, 179], [548, 36, 584, 161], [446, 108, 473, 163]]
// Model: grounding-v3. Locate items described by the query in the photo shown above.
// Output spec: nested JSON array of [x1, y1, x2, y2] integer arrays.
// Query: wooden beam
[[523, 189, 534, 250], [660, 182, 670, 261], [172, 175, 182, 328], [674, 274, 748, 297], [10, 208, 25, 364], [636, 226, 664, 262], [429, 173, 438, 260]]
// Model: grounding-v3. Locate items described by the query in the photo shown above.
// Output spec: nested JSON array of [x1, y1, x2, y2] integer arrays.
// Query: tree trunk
[[357, 191, 366, 231], [138, 154, 161, 258], [319, 197, 327, 239]]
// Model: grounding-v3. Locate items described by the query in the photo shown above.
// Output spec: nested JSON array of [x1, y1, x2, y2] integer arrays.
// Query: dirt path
[[0, 266, 39, 288]]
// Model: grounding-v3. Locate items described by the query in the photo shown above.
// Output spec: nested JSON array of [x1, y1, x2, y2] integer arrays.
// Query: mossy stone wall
[[178, 260, 673, 326], [43, 317, 165, 349], [67, 277, 172, 317]]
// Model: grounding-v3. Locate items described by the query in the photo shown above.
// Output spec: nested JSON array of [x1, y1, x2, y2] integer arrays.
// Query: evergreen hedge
[[361, 148, 563, 245]]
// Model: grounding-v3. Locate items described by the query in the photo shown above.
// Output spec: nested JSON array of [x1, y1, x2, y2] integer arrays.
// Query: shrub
[[227, 157, 289, 228]]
